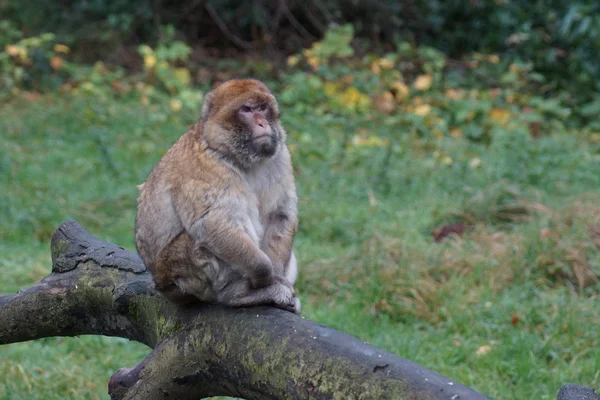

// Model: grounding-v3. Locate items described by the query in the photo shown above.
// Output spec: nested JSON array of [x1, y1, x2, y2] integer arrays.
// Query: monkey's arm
[[173, 185, 274, 288], [197, 213, 275, 287], [262, 195, 298, 272]]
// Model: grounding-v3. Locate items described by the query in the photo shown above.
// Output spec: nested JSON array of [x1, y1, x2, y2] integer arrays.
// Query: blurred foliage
[[1, 0, 599, 120]]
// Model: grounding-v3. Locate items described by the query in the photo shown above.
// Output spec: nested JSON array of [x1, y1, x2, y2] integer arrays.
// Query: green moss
[[51, 239, 69, 260], [129, 296, 182, 345]]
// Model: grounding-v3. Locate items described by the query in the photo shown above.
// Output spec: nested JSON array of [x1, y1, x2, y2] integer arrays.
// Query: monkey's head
[[200, 79, 285, 168]]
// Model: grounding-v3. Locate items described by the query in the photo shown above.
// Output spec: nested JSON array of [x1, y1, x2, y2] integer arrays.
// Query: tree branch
[[205, 3, 254, 49], [0, 220, 492, 399]]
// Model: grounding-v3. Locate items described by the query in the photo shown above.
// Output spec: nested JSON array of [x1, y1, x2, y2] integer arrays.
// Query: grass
[[1, 91, 600, 400]]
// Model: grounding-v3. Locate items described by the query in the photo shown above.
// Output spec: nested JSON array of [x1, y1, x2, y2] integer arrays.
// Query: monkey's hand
[[188, 212, 276, 290], [269, 276, 301, 315], [249, 262, 275, 289]]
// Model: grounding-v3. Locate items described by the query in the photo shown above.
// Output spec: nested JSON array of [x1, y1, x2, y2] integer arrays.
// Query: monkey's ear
[[201, 91, 214, 119]]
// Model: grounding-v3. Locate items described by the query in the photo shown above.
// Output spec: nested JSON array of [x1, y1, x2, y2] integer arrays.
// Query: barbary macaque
[[135, 79, 300, 314]]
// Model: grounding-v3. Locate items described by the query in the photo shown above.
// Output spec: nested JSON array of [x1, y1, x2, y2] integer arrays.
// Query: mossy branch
[[0, 220, 495, 399]]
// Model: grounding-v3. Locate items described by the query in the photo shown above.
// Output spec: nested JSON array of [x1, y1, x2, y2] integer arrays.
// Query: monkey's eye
[[259, 104, 267, 112], [240, 106, 252, 113]]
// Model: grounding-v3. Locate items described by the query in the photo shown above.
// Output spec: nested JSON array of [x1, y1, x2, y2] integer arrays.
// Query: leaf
[[5, 45, 21, 56], [173, 68, 191, 86], [169, 98, 182, 112], [143, 55, 156, 70], [414, 104, 431, 116], [444, 88, 463, 100], [490, 108, 510, 125], [287, 55, 299, 67], [53, 44, 69, 54], [413, 74, 432, 91], [50, 57, 63, 70], [392, 81, 410, 102], [476, 345, 492, 356]]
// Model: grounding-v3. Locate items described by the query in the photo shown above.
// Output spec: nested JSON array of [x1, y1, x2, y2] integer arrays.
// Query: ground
[[1, 91, 600, 400]]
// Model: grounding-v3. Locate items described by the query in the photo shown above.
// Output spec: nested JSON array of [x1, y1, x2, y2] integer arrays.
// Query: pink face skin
[[238, 103, 272, 142]]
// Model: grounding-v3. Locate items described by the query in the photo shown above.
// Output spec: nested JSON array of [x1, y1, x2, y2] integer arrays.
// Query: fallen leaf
[[511, 312, 519, 326], [476, 345, 491, 356], [469, 158, 481, 169], [433, 223, 466, 243]]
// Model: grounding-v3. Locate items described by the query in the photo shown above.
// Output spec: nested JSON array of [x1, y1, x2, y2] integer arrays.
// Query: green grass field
[[1, 91, 600, 400]]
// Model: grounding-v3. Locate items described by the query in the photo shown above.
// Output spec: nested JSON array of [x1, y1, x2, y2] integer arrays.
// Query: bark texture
[[0, 220, 495, 399]]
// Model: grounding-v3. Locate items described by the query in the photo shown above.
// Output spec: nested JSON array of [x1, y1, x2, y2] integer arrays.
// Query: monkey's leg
[[216, 277, 301, 314], [153, 233, 215, 304]]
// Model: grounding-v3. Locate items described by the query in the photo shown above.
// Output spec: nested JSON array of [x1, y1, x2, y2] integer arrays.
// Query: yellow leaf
[[392, 81, 410, 102], [414, 104, 431, 116], [169, 98, 183, 112], [370, 61, 381, 75], [488, 54, 500, 63], [490, 108, 510, 125], [5, 45, 20, 56], [53, 44, 70, 54], [342, 87, 370, 110], [442, 156, 453, 165], [476, 345, 491, 356], [140, 96, 149, 105], [414, 74, 432, 91], [144, 54, 156, 70], [287, 55, 299, 67], [450, 127, 463, 138], [352, 135, 388, 148], [378, 58, 394, 70], [509, 63, 520, 73], [445, 88, 463, 100], [174, 68, 191, 86], [324, 82, 338, 97], [307, 56, 319, 70]]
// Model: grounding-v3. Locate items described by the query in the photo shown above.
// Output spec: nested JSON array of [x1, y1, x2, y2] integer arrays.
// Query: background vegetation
[[1, 1, 600, 399]]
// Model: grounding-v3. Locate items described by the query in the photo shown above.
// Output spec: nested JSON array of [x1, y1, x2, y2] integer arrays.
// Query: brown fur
[[135, 79, 300, 313]]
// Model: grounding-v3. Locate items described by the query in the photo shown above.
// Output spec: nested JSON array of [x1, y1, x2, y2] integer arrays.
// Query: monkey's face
[[234, 99, 281, 159], [201, 79, 286, 168]]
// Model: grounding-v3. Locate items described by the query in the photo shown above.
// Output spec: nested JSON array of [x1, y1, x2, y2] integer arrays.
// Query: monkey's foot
[[276, 296, 301, 315]]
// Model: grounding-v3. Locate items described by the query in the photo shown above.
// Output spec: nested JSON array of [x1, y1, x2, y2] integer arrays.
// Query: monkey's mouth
[[253, 134, 272, 142]]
